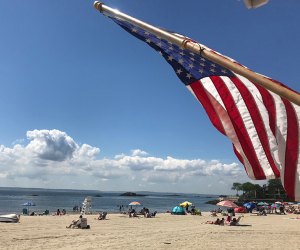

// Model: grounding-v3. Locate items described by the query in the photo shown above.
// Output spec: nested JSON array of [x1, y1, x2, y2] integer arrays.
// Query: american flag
[[109, 16, 300, 201]]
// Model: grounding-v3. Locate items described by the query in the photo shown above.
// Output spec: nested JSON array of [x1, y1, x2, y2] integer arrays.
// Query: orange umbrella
[[128, 201, 141, 206], [216, 200, 238, 208]]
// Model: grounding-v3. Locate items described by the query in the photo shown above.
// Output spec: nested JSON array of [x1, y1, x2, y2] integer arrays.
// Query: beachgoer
[[205, 218, 220, 224], [279, 205, 286, 215], [229, 216, 243, 226], [186, 204, 189, 213], [66, 215, 82, 228], [219, 218, 225, 226], [56, 209, 61, 215]]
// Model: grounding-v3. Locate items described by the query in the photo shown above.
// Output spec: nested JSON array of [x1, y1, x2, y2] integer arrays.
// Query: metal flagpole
[[94, 1, 300, 106]]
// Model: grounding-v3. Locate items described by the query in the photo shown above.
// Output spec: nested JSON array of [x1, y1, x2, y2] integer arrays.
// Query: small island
[[120, 192, 147, 197]]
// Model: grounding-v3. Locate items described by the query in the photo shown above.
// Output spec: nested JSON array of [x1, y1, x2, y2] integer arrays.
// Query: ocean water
[[0, 187, 219, 214]]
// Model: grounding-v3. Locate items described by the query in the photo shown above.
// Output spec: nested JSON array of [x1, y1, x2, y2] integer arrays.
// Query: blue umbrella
[[243, 202, 255, 209], [22, 201, 36, 214], [22, 201, 36, 206]]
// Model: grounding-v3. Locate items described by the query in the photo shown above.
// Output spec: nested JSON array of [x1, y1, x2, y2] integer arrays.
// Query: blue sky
[[0, 0, 299, 194]]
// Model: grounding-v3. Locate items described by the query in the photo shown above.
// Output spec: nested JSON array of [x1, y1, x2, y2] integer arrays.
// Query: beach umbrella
[[22, 201, 36, 214], [128, 201, 141, 206], [180, 201, 193, 208], [234, 207, 247, 213], [243, 202, 255, 209], [257, 202, 269, 206], [216, 200, 238, 208]]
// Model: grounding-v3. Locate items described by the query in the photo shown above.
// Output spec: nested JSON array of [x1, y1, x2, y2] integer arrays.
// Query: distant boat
[[0, 214, 20, 223]]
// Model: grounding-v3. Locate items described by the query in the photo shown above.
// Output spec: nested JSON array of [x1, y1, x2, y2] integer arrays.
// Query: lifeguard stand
[[80, 196, 92, 215]]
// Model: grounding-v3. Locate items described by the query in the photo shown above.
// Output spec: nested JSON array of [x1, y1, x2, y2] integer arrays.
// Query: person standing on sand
[[186, 204, 189, 213]]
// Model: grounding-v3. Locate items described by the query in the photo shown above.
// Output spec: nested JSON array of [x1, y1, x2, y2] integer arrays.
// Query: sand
[[1, 212, 300, 250]]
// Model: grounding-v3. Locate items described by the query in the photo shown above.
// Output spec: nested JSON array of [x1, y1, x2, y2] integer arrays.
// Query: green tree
[[253, 184, 263, 198], [241, 182, 256, 198], [267, 179, 285, 198], [231, 182, 242, 196]]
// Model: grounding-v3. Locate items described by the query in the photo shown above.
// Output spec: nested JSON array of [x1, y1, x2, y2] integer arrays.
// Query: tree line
[[231, 179, 287, 200]]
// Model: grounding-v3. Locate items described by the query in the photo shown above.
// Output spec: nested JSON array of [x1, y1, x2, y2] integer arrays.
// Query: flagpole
[[94, 1, 300, 106]]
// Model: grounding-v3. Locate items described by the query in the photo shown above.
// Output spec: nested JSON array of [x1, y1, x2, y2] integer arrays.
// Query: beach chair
[[72, 218, 90, 229], [22, 208, 28, 215], [195, 209, 202, 216], [80, 218, 88, 228], [151, 211, 157, 217], [98, 212, 107, 220], [43, 209, 49, 215]]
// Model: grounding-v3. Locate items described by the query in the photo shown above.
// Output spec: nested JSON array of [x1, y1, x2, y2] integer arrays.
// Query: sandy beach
[[1, 212, 300, 250]]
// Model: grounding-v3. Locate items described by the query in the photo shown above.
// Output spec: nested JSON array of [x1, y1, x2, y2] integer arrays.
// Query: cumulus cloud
[[26, 129, 78, 161], [0, 129, 247, 192]]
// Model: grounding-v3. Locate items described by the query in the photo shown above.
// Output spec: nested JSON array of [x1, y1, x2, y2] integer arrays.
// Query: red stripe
[[255, 84, 277, 137], [189, 81, 226, 135], [283, 100, 299, 201], [210, 76, 266, 179], [231, 77, 280, 178]]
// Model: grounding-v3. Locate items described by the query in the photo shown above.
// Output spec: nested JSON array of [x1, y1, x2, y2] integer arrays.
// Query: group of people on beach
[[127, 207, 157, 218], [205, 215, 243, 226], [55, 208, 66, 215]]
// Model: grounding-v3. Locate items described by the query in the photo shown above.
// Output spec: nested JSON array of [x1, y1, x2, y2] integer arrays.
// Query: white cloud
[[0, 129, 248, 193], [131, 149, 149, 157], [26, 129, 77, 161]]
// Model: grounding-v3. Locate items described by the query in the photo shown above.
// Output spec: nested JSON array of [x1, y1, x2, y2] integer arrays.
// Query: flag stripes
[[108, 16, 300, 201]]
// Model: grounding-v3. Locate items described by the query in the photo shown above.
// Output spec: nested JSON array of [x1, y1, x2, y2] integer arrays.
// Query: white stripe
[[220, 76, 276, 178], [270, 93, 287, 182], [187, 79, 256, 178], [235, 75, 282, 176]]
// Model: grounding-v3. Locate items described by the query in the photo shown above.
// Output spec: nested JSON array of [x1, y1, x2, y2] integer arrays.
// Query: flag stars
[[198, 68, 205, 74], [200, 62, 206, 67], [188, 63, 194, 69], [186, 73, 192, 79], [146, 38, 151, 44], [168, 56, 173, 61], [157, 42, 163, 47], [221, 69, 228, 74], [144, 31, 150, 36], [200, 58, 206, 61], [210, 68, 216, 73], [211, 63, 217, 68], [176, 69, 183, 75], [179, 51, 185, 56], [158, 51, 163, 56], [178, 59, 184, 64], [132, 28, 138, 33]]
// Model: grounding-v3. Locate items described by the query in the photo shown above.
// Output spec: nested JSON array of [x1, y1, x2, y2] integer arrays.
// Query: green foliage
[[233, 179, 287, 200], [231, 182, 242, 195]]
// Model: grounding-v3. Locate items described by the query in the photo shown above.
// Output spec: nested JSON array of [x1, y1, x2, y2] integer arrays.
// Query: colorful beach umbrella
[[180, 201, 193, 207], [243, 202, 255, 209], [216, 200, 238, 208], [22, 201, 36, 214], [257, 202, 269, 206], [22, 201, 36, 207], [128, 201, 141, 206]]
